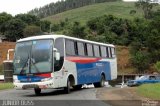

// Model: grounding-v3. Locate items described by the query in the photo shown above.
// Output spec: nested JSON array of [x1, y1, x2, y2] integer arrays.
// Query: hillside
[[43, 1, 144, 24], [29, 0, 118, 18]]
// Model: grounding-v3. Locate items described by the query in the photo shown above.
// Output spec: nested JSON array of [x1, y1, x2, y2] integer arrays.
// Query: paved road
[[0, 87, 110, 106]]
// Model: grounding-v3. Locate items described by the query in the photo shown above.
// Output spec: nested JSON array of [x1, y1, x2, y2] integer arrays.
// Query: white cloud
[[0, 0, 60, 16]]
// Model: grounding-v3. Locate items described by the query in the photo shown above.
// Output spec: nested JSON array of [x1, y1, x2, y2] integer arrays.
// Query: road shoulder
[[96, 87, 148, 106]]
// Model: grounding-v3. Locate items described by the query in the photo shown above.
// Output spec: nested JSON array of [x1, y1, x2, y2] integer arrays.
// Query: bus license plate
[[23, 84, 38, 89]]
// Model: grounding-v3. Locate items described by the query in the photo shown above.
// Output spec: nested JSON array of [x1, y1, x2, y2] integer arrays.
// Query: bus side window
[[110, 48, 112, 58], [74, 41, 78, 55], [93, 45, 100, 57], [87, 43, 93, 57], [111, 48, 116, 58], [106, 47, 109, 58], [77, 42, 85, 56], [54, 38, 64, 71], [100, 46, 107, 58], [84, 43, 88, 56], [99, 46, 102, 57], [65, 39, 75, 55], [108, 47, 111, 58]]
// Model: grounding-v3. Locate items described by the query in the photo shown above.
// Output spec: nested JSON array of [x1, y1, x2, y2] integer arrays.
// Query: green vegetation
[[0, 83, 14, 90], [43, 1, 145, 24], [0, 13, 51, 41], [137, 84, 160, 99], [154, 61, 160, 73], [0, 64, 3, 75], [135, 0, 159, 19], [29, 0, 118, 18]]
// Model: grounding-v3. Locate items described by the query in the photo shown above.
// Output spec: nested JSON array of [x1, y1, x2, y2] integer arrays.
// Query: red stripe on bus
[[35, 73, 51, 77], [66, 57, 102, 64]]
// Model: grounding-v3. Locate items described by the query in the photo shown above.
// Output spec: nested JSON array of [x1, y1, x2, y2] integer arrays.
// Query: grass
[[0, 83, 14, 90], [43, 1, 159, 24], [137, 83, 160, 99]]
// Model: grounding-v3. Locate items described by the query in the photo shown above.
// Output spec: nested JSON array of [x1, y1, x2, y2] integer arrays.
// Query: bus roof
[[17, 35, 115, 47]]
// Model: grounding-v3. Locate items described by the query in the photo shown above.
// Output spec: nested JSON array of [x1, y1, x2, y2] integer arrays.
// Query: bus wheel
[[64, 79, 71, 94], [34, 88, 41, 95], [94, 75, 105, 88], [73, 85, 82, 90]]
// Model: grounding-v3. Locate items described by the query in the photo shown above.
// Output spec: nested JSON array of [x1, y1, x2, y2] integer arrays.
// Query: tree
[[23, 25, 42, 37], [135, 0, 158, 19], [0, 12, 12, 34], [40, 20, 51, 32], [15, 14, 40, 25], [67, 21, 86, 38], [131, 51, 150, 73], [4, 19, 26, 41]]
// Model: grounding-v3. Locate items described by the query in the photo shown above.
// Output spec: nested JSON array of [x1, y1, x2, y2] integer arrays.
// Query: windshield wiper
[[20, 55, 30, 75]]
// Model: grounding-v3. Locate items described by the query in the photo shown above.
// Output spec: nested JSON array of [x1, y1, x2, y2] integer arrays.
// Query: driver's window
[[54, 38, 64, 71]]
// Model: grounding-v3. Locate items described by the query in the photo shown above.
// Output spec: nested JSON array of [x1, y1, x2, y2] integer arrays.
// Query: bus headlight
[[41, 77, 53, 82]]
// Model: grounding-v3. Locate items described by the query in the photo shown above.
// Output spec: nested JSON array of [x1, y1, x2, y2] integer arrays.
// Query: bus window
[[93, 45, 100, 57], [87, 43, 93, 57], [106, 47, 109, 58], [77, 42, 85, 56], [54, 38, 64, 71], [110, 48, 112, 58], [111, 48, 116, 58], [84, 43, 88, 56], [74, 41, 78, 55], [99, 46, 102, 57], [100, 46, 107, 57], [108, 47, 111, 58], [66, 40, 75, 55]]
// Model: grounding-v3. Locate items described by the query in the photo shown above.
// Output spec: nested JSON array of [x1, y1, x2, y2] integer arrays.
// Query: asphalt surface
[[0, 87, 110, 106]]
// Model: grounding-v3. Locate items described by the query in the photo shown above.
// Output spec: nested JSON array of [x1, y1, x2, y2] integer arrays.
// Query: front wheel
[[34, 88, 41, 95], [64, 79, 71, 94], [94, 75, 105, 88]]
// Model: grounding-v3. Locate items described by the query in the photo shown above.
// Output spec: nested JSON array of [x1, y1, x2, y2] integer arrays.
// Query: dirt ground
[[96, 87, 151, 106]]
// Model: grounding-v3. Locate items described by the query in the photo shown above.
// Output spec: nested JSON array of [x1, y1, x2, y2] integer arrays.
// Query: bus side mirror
[[53, 48, 60, 61]]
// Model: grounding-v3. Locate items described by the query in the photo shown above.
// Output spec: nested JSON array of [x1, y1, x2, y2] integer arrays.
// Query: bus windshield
[[14, 39, 53, 75]]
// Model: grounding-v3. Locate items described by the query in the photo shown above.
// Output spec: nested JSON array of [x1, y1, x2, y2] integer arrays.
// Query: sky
[[0, 0, 60, 16]]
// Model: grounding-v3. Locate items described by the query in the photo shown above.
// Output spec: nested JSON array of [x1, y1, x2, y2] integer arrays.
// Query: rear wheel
[[64, 79, 71, 94], [34, 88, 41, 95], [94, 75, 105, 88]]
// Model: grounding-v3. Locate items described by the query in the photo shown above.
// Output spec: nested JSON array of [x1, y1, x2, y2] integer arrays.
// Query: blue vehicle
[[127, 75, 160, 87]]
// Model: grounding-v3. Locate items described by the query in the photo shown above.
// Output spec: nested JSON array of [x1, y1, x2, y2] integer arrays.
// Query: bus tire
[[73, 85, 82, 90], [94, 75, 105, 88], [34, 88, 41, 95], [64, 79, 71, 94]]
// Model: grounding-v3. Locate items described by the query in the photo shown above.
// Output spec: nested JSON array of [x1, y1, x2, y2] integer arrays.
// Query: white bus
[[13, 35, 117, 95]]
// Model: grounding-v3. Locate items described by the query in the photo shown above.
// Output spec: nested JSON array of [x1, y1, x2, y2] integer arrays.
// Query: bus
[[13, 35, 117, 95]]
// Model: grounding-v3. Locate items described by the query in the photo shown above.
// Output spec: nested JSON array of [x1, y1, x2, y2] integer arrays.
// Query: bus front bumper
[[14, 80, 54, 90]]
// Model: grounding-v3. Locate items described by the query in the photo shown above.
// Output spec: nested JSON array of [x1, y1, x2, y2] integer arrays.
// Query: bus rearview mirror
[[55, 52, 60, 61], [53, 48, 60, 61]]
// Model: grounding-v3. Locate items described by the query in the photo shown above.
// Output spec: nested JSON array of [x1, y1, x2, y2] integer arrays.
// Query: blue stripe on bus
[[17, 75, 45, 83], [76, 61, 111, 85]]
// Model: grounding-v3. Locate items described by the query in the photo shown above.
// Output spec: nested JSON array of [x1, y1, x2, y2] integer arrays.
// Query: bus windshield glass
[[14, 39, 53, 75]]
